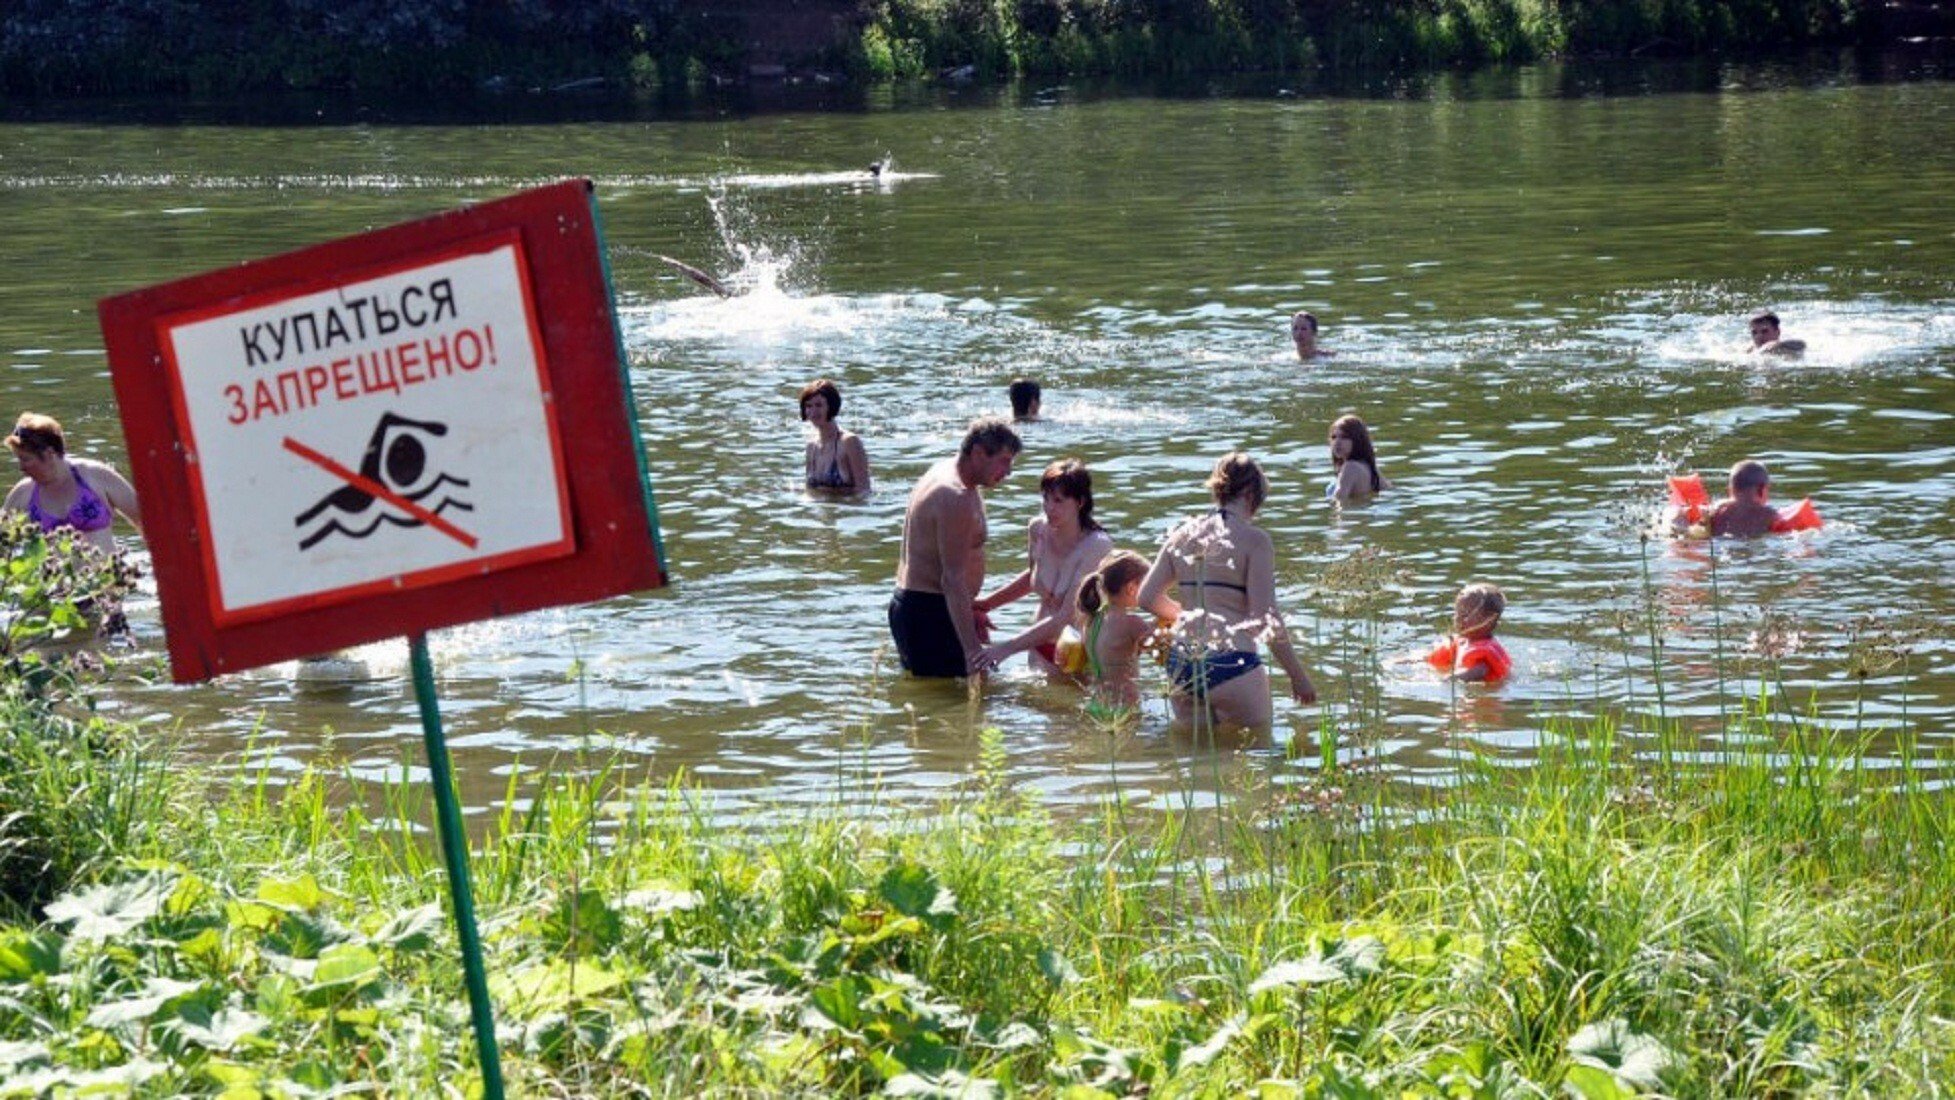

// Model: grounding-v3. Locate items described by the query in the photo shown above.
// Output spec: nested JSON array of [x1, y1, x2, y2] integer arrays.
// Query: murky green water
[[4, 53, 1952, 819]]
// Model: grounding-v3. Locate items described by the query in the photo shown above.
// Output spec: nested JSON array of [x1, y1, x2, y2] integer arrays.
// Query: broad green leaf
[[203, 1061, 259, 1087], [988, 1022, 1043, 1052], [224, 900, 279, 934], [887, 1070, 1002, 1098], [157, 997, 268, 1053], [1248, 958, 1345, 993], [1037, 947, 1077, 987], [806, 973, 868, 1031], [372, 903, 443, 953], [879, 862, 958, 926], [255, 874, 327, 912], [0, 931, 61, 982], [1, 1058, 169, 1097], [178, 927, 227, 971], [1567, 1019, 1674, 1089], [263, 911, 335, 960], [623, 881, 701, 915], [309, 944, 381, 991], [1561, 1064, 1635, 1100], [543, 888, 623, 954], [83, 977, 202, 1030], [1326, 936, 1385, 977], [283, 1059, 338, 1090], [0, 1039, 50, 1071], [44, 874, 175, 940], [1248, 936, 1384, 994], [1178, 1015, 1244, 1070], [254, 974, 300, 1018], [488, 960, 625, 1015]]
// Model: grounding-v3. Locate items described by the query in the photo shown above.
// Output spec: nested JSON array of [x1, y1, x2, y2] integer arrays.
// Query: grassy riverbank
[[0, 0, 1901, 96], [4, 665, 1953, 1094]]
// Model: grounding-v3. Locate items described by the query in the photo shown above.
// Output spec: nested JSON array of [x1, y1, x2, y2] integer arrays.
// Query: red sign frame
[[100, 180, 665, 682]]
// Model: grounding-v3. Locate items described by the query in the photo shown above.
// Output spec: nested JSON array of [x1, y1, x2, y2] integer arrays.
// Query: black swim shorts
[[888, 588, 967, 677]]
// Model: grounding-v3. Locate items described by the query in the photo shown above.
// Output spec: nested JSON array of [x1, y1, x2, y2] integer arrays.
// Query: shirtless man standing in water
[[888, 418, 1022, 678]]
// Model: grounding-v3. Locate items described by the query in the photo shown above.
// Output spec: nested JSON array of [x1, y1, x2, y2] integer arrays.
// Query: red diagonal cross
[[283, 435, 479, 550]]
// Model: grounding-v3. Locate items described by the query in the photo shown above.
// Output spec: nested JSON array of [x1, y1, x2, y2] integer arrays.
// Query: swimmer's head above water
[[1009, 378, 1041, 420], [1207, 452, 1269, 514], [1291, 310, 1322, 360], [1748, 310, 1805, 356], [797, 378, 843, 422], [1453, 582, 1506, 639], [1729, 459, 1770, 503]]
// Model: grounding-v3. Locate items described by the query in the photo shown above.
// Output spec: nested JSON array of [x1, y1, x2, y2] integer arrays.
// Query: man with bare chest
[[888, 418, 1021, 677]]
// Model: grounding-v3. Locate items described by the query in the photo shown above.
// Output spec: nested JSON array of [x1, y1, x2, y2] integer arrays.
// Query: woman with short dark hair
[[798, 379, 869, 496]]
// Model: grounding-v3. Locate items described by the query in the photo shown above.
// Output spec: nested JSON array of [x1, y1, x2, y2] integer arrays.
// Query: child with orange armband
[[1428, 582, 1512, 684], [1668, 460, 1823, 539]]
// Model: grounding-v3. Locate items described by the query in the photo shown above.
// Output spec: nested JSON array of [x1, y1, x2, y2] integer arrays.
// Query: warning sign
[[101, 180, 665, 682], [158, 236, 573, 622]]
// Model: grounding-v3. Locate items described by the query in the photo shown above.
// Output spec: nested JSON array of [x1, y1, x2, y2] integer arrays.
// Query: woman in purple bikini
[[5, 412, 143, 554]]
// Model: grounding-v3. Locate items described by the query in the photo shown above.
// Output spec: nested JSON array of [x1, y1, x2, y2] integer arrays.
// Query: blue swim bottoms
[[1166, 648, 1263, 696]]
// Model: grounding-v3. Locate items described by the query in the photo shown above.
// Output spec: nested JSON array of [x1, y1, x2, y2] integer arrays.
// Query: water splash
[[704, 186, 803, 300]]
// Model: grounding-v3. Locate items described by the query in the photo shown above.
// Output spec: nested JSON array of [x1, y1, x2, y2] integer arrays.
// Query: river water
[[3, 52, 1951, 819]]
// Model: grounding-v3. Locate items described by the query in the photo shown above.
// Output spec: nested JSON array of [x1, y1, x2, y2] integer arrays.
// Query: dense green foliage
[[0, 513, 154, 917], [2, 576, 1952, 1092], [851, 0, 1876, 79], [0, 0, 716, 95], [0, 0, 1887, 95]]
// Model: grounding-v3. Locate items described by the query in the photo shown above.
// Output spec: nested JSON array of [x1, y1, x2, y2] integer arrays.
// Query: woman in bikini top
[[1136, 452, 1317, 732], [799, 379, 870, 496], [5, 411, 143, 555], [974, 459, 1113, 674]]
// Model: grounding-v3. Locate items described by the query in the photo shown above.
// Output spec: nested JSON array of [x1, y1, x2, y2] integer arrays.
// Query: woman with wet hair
[[1136, 452, 1317, 732], [975, 457, 1114, 675], [1327, 413, 1392, 501], [5, 411, 143, 554], [799, 378, 870, 496]]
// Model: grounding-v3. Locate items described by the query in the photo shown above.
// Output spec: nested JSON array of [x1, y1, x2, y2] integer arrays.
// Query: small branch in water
[[657, 255, 732, 299]]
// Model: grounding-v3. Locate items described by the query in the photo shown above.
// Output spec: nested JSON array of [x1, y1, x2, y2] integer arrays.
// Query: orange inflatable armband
[[1667, 474, 1709, 525], [1426, 637, 1458, 672], [1770, 497, 1823, 533]]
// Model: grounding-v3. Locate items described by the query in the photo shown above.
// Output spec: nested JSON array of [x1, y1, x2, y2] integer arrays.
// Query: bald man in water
[[888, 418, 1022, 678]]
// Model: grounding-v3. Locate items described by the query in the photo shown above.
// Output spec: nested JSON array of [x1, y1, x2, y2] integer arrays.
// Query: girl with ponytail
[[1061, 550, 1153, 710]]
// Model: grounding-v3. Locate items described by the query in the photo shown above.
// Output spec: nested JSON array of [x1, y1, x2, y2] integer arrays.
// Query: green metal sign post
[[99, 182, 664, 1100], [410, 632, 505, 1100]]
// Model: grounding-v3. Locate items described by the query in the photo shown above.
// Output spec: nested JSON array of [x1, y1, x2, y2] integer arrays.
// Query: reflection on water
[[5, 55, 1954, 821]]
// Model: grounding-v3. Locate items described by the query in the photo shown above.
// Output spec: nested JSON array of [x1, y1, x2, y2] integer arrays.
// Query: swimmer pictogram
[[288, 412, 476, 550]]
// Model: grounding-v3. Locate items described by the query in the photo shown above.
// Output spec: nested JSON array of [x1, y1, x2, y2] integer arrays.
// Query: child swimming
[[1068, 550, 1156, 711], [1427, 582, 1512, 684], [1666, 460, 1822, 539]]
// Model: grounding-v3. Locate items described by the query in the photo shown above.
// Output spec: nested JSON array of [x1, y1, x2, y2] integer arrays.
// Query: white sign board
[[158, 234, 574, 624]]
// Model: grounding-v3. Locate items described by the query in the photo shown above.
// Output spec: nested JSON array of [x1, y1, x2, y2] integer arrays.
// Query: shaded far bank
[[5, 0, 1943, 97]]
